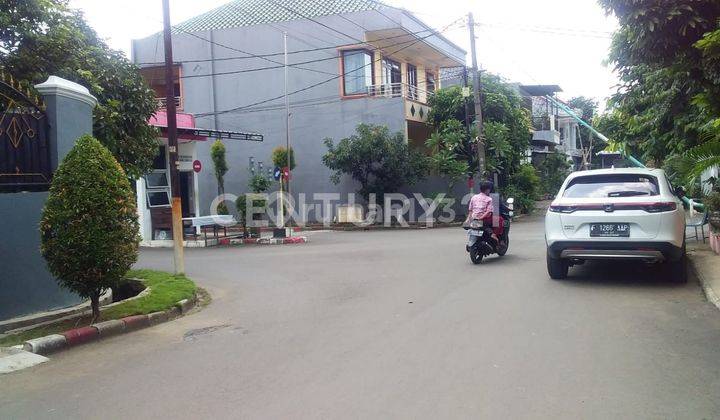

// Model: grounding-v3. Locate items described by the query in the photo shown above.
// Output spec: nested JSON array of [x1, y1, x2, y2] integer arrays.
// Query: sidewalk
[[688, 242, 720, 310]]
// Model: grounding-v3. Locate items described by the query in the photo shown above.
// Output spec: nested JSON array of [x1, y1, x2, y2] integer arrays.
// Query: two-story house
[[518, 84, 584, 170], [132, 0, 466, 229]]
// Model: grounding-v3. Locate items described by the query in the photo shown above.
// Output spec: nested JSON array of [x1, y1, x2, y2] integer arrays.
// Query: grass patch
[[0, 270, 196, 347]]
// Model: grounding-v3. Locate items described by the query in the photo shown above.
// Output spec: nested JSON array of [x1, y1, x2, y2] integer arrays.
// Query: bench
[[182, 215, 237, 246]]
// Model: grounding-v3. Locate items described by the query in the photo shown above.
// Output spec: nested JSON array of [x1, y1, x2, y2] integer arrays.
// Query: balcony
[[531, 116, 560, 145], [156, 96, 182, 110], [367, 83, 432, 123]]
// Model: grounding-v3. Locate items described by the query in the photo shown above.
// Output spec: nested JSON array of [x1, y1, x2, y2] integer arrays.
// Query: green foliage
[[537, 152, 571, 197], [271, 146, 296, 170], [425, 119, 470, 193], [1, 0, 158, 178], [504, 164, 541, 214], [427, 73, 532, 206], [598, 0, 720, 167], [668, 140, 720, 186], [103, 270, 196, 320], [0, 269, 197, 347], [703, 191, 720, 212], [210, 140, 228, 195], [235, 194, 267, 235], [322, 124, 428, 202], [40, 135, 139, 319], [248, 173, 273, 193]]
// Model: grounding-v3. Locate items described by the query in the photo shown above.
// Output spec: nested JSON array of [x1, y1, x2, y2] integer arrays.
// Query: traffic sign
[[282, 166, 290, 180], [193, 160, 202, 173], [273, 166, 282, 181]]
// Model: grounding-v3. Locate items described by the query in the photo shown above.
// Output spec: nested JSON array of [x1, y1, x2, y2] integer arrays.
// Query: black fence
[[0, 76, 51, 193]]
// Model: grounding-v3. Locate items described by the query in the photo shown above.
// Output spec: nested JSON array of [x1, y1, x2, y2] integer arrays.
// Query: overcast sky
[[69, 0, 618, 106]]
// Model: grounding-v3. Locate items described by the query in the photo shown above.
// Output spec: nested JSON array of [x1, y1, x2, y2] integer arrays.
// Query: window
[[144, 171, 169, 188], [381, 58, 401, 95], [138, 66, 182, 110], [407, 64, 418, 100], [342, 50, 373, 95], [426, 72, 436, 94], [144, 145, 171, 207], [146, 190, 171, 208], [563, 174, 660, 198]]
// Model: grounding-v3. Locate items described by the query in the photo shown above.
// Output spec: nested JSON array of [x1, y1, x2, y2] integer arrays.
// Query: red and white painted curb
[[20, 295, 197, 355], [218, 236, 308, 246]]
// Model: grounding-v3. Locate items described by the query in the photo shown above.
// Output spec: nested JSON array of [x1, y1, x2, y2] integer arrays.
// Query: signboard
[[193, 160, 202, 173]]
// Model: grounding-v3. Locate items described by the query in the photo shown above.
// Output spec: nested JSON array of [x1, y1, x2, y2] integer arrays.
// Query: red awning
[[148, 111, 263, 142]]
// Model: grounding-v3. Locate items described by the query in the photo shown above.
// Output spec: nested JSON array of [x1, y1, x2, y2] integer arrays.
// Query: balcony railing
[[531, 116, 556, 131], [367, 83, 429, 103], [156, 96, 182, 110]]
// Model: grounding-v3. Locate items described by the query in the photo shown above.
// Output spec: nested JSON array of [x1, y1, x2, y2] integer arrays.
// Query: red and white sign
[[282, 166, 291, 180], [193, 160, 202, 173]]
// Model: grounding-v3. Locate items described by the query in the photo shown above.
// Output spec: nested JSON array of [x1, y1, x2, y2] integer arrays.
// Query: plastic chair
[[686, 211, 709, 243]]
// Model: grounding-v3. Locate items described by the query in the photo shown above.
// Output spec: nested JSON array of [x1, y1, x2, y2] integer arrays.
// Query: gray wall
[[0, 78, 94, 320], [133, 9, 466, 221]]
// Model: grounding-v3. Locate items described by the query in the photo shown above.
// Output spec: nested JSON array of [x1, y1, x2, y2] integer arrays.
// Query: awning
[[149, 111, 263, 142]]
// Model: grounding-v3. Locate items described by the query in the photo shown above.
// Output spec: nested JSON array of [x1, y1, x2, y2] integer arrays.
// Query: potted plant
[[704, 191, 720, 231]]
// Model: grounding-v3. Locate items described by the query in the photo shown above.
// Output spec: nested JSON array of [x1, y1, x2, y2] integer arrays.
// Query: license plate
[[590, 223, 630, 237]]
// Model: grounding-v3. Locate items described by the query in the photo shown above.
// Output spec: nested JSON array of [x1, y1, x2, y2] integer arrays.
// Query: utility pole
[[468, 12, 486, 179], [162, 0, 184, 274], [462, 66, 474, 192], [283, 31, 292, 232]]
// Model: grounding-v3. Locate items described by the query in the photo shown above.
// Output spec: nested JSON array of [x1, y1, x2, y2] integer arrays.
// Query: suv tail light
[[549, 202, 677, 213], [642, 202, 677, 213]]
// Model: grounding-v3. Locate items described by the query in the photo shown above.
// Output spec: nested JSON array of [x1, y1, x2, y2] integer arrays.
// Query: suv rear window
[[563, 174, 660, 198]]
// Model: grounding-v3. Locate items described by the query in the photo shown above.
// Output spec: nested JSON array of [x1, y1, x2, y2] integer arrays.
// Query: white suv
[[545, 168, 686, 281]]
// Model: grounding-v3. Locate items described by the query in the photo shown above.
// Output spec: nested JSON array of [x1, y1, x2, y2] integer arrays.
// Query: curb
[[688, 256, 720, 311], [218, 236, 308, 246], [19, 293, 198, 356]]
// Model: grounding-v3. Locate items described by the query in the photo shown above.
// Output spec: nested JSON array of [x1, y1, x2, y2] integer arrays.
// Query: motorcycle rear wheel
[[470, 247, 483, 264], [496, 237, 509, 256]]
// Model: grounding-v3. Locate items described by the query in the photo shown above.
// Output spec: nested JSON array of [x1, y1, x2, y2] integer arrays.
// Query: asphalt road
[[2, 216, 720, 419]]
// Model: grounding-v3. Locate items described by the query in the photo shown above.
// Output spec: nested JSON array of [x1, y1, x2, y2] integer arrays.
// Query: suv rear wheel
[[547, 251, 569, 280], [668, 242, 687, 283]]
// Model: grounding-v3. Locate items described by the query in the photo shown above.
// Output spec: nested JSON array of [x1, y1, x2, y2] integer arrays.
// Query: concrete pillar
[[0, 76, 97, 321], [35, 76, 97, 170], [417, 65, 427, 103], [373, 51, 383, 87]]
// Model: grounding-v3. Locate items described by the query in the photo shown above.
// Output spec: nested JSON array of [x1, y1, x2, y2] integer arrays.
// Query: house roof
[[519, 85, 563, 97], [174, 0, 384, 33]]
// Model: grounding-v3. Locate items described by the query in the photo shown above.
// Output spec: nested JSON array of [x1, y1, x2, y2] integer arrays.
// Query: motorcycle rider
[[467, 181, 505, 249]]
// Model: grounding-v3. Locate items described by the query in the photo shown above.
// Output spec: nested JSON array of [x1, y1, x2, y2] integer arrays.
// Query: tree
[[322, 124, 428, 202], [427, 73, 532, 188], [537, 151, 571, 197], [1, 0, 158, 178], [271, 146, 296, 170], [505, 164, 541, 214], [210, 140, 229, 214], [598, 0, 720, 168], [40, 135, 139, 321], [425, 119, 470, 194]]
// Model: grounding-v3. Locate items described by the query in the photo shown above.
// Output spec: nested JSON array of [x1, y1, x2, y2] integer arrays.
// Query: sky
[[69, 0, 618, 107]]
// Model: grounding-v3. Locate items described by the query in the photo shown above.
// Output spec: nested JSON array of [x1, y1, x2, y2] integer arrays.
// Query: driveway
[[1, 217, 719, 419]]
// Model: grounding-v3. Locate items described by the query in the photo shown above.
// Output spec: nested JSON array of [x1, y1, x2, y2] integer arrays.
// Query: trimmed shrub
[[271, 146, 296, 170], [40, 135, 140, 320]]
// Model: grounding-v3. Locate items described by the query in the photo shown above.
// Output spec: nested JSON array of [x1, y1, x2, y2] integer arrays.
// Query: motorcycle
[[465, 198, 514, 264]]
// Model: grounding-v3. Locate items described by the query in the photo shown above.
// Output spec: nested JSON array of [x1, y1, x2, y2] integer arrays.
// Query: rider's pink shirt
[[469, 193, 493, 220]]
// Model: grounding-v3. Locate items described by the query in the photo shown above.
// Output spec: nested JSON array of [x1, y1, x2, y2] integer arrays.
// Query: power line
[[135, 27, 445, 66], [195, 15, 465, 118], [474, 22, 612, 39], [145, 31, 455, 82]]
